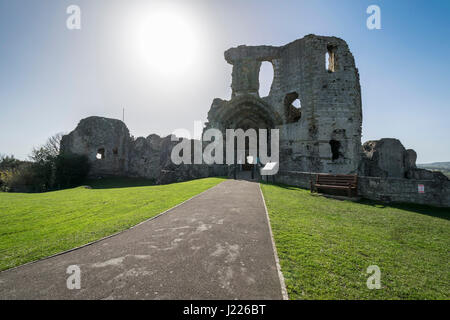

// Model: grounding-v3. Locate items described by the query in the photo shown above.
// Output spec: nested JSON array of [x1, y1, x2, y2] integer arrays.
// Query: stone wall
[[274, 170, 450, 208], [274, 171, 315, 189], [358, 176, 450, 207], [275, 136, 450, 207], [60, 116, 226, 184], [60, 117, 131, 177], [359, 138, 417, 178]]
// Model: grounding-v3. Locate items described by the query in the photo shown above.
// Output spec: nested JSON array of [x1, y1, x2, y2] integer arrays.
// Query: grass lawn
[[261, 183, 450, 300], [0, 177, 224, 271]]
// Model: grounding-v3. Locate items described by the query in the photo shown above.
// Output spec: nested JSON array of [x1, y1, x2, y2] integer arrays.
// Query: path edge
[[0, 180, 226, 274], [258, 183, 289, 300]]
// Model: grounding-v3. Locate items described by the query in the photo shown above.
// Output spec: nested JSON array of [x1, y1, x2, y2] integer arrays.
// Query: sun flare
[[132, 8, 200, 76]]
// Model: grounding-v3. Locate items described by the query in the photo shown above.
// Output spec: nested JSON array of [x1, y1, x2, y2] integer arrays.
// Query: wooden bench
[[310, 174, 358, 197]]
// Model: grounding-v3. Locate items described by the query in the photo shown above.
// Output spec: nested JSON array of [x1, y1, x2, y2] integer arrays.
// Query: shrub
[[0, 163, 43, 193], [1, 134, 90, 193], [0, 155, 24, 190], [0, 170, 10, 191], [1, 155, 90, 193]]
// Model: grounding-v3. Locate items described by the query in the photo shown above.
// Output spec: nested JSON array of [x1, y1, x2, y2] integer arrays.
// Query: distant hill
[[417, 162, 450, 170], [417, 162, 450, 178]]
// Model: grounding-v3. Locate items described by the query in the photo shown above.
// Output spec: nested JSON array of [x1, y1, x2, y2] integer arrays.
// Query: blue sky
[[0, 0, 449, 163]]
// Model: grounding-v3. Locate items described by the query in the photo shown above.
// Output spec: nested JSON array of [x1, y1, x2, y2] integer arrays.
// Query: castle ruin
[[60, 35, 450, 207]]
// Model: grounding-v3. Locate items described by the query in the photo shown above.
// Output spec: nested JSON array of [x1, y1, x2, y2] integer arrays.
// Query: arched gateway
[[206, 95, 282, 174]]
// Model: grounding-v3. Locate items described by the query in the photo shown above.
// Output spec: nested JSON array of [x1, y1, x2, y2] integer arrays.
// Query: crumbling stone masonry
[[206, 34, 362, 174], [275, 138, 450, 207], [357, 138, 449, 206], [60, 35, 449, 207], [60, 117, 131, 177], [60, 116, 223, 184]]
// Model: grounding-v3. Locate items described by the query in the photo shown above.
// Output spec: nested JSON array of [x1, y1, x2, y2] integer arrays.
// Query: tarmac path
[[0, 179, 286, 300]]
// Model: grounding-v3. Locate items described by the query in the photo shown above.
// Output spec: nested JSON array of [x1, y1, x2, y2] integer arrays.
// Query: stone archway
[[208, 95, 281, 131], [206, 95, 280, 179]]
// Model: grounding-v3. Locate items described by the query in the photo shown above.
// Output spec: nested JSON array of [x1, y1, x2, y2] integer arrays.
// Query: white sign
[[418, 184, 425, 193], [261, 162, 278, 176]]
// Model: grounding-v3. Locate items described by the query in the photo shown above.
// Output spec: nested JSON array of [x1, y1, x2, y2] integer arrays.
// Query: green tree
[[28, 132, 65, 191]]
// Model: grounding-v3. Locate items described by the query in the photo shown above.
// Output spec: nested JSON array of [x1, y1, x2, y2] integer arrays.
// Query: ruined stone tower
[[206, 34, 362, 174]]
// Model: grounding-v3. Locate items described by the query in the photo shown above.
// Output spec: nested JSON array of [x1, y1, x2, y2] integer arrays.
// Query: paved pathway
[[0, 180, 285, 300]]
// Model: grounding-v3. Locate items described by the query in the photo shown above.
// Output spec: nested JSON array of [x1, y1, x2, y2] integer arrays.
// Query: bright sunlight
[[130, 6, 201, 76]]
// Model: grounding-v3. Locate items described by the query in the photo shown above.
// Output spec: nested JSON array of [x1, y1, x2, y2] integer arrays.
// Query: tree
[[0, 154, 22, 170], [26, 133, 66, 191], [29, 132, 64, 162]]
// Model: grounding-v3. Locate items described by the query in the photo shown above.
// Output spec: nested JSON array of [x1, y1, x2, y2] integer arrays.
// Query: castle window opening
[[258, 61, 274, 97], [329, 140, 341, 161], [284, 92, 302, 123], [326, 45, 336, 72]]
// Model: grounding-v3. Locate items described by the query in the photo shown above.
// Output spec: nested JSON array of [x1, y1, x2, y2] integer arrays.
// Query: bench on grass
[[310, 174, 358, 197]]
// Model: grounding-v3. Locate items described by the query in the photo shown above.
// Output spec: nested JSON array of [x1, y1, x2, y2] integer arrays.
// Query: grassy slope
[[261, 183, 450, 300], [0, 177, 224, 271]]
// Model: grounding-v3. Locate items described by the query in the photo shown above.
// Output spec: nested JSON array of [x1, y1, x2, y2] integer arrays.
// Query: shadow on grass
[[262, 181, 450, 221], [83, 177, 156, 189], [83, 176, 228, 189], [356, 199, 450, 221]]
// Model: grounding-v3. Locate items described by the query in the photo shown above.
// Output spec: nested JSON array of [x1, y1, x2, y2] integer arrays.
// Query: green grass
[[0, 177, 224, 271], [261, 183, 450, 300]]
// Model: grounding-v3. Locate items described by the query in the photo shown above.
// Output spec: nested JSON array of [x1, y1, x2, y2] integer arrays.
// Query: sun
[[133, 8, 200, 76]]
